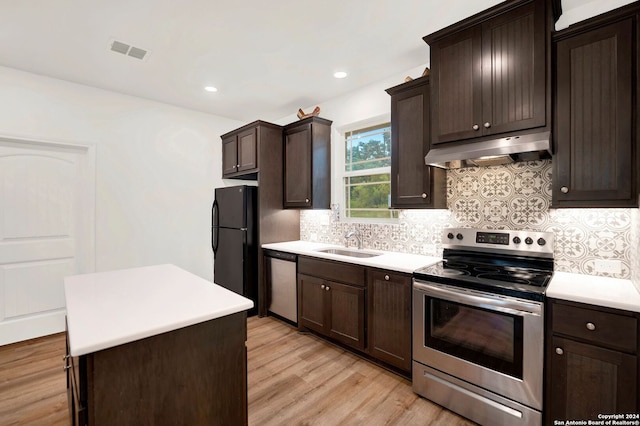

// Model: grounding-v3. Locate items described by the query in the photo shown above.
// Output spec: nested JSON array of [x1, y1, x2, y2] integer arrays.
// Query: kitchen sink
[[315, 248, 382, 258]]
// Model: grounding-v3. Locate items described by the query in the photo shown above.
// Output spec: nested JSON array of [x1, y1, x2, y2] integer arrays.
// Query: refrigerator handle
[[211, 199, 219, 255]]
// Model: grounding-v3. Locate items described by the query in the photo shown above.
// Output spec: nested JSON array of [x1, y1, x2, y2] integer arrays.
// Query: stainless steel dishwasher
[[264, 249, 297, 325]]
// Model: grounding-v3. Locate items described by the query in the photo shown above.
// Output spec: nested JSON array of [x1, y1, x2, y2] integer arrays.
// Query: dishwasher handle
[[264, 250, 297, 262]]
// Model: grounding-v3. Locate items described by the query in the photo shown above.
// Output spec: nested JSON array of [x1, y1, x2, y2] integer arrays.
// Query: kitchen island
[[64, 264, 253, 426]]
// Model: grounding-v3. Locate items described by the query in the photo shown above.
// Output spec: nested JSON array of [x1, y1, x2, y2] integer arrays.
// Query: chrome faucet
[[344, 230, 362, 249]]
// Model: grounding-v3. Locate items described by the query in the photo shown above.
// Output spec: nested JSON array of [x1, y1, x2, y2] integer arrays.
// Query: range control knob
[[537, 238, 546, 246], [456, 233, 463, 240], [525, 237, 534, 245], [447, 233, 455, 240], [513, 236, 521, 244]]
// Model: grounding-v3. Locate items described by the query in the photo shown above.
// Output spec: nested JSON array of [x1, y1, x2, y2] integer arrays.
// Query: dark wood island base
[[66, 312, 248, 426]]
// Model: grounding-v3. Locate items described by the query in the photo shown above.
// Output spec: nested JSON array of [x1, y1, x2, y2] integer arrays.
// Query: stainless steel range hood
[[425, 131, 552, 169]]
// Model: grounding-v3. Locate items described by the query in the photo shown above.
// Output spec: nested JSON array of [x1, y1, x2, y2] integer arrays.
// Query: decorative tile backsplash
[[632, 209, 640, 289], [301, 159, 637, 280]]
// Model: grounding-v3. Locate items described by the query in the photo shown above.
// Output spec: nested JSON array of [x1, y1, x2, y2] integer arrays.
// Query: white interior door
[[0, 136, 95, 345]]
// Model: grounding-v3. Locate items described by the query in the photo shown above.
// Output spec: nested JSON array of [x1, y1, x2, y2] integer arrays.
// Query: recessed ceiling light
[[333, 71, 348, 79], [204, 86, 218, 92]]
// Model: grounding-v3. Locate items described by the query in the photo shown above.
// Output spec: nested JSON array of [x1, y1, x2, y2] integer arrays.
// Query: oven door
[[412, 279, 544, 410]]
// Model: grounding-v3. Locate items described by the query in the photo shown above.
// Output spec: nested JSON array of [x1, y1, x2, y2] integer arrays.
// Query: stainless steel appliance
[[424, 131, 551, 169], [412, 228, 554, 426], [264, 249, 297, 325], [211, 185, 257, 315]]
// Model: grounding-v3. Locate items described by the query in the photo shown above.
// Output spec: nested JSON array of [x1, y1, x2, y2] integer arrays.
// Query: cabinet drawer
[[552, 302, 637, 353], [298, 256, 365, 286]]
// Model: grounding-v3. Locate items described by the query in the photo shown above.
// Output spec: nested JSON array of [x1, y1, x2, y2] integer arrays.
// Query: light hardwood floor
[[0, 316, 474, 425]]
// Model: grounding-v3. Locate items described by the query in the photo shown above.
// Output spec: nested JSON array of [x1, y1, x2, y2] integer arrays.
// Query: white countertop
[[547, 271, 640, 313], [262, 240, 441, 274], [265, 241, 640, 313], [64, 264, 253, 356]]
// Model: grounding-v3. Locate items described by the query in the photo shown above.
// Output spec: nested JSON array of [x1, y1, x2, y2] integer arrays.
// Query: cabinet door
[[222, 135, 238, 176], [548, 336, 637, 421], [237, 127, 258, 172], [298, 273, 327, 333], [390, 82, 432, 207], [367, 270, 411, 371], [284, 123, 312, 208], [481, 0, 546, 136], [553, 18, 636, 207], [327, 280, 365, 351], [69, 354, 88, 426], [430, 25, 483, 144]]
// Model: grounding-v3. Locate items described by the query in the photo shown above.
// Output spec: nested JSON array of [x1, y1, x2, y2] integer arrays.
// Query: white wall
[[0, 66, 243, 280]]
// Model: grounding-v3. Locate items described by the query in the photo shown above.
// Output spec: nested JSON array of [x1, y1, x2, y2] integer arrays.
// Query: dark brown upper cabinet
[[283, 116, 332, 209], [220, 120, 282, 180], [424, 0, 548, 145], [552, 3, 639, 208], [386, 76, 446, 208]]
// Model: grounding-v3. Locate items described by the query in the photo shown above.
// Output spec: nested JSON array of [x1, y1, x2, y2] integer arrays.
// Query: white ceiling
[[0, 0, 609, 122]]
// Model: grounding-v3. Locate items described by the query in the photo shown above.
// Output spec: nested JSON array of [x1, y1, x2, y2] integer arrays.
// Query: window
[[343, 122, 398, 219]]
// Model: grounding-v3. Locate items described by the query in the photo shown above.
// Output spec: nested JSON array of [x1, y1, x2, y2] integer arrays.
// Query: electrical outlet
[[594, 259, 622, 274]]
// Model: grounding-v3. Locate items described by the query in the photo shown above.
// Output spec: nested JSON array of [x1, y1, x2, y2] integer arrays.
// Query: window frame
[[338, 117, 399, 223]]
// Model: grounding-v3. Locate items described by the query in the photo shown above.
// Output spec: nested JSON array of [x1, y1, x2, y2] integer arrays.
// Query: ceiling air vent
[[109, 39, 149, 61]]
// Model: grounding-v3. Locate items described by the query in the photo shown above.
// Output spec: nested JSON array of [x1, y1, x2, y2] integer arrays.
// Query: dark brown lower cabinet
[[548, 336, 637, 421], [367, 270, 412, 372], [546, 299, 639, 425], [66, 313, 248, 426], [298, 273, 365, 351], [297, 256, 412, 375]]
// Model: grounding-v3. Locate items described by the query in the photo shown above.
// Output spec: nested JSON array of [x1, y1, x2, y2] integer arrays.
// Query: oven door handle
[[413, 281, 542, 317]]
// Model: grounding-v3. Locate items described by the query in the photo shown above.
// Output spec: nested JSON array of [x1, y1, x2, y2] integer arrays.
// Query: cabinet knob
[[325, 286, 330, 291], [320, 284, 325, 290], [384, 275, 390, 281], [236, 164, 240, 168], [555, 347, 564, 355], [421, 193, 427, 199], [305, 198, 310, 203], [561, 186, 569, 194], [472, 124, 479, 131], [483, 122, 491, 129], [586, 322, 596, 331]]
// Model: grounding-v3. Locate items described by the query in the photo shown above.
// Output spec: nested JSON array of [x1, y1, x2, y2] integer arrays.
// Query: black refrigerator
[[211, 185, 257, 315]]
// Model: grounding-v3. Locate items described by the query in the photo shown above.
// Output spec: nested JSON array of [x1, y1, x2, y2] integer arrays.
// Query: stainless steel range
[[412, 228, 554, 426]]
